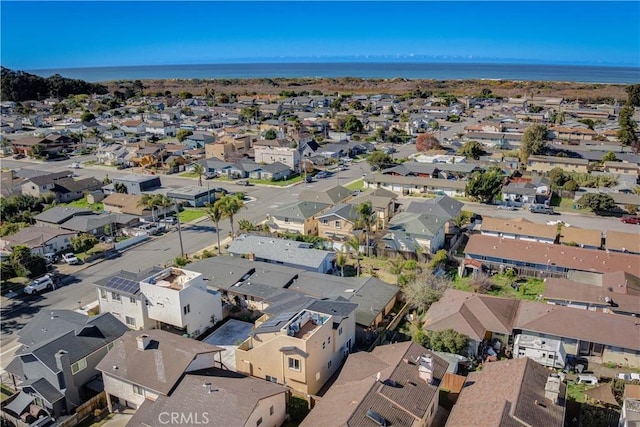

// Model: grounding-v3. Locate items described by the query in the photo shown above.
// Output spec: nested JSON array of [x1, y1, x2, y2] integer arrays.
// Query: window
[[112, 292, 121, 302], [335, 221, 341, 229], [256, 417, 263, 427], [100, 289, 107, 299], [266, 375, 278, 383], [71, 358, 87, 374], [269, 406, 274, 416], [328, 360, 332, 369], [322, 219, 328, 225], [133, 385, 144, 396], [125, 316, 136, 327], [322, 342, 326, 350], [328, 336, 331, 344], [129, 297, 137, 304], [339, 327, 343, 336], [288, 358, 300, 371], [107, 342, 115, 351], [183, 304, 191, 315], [284, 217, 289, 224]]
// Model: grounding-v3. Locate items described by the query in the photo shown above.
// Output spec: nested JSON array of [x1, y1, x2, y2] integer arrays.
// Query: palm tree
[[138, 194, 160, 222], [205, 201, 225, 254], [155, 194, 173, 222], [346, 235, 362, 277], [354, 201, 375, 256], [218, 194, 245, 239], [192, 163, 205, 186], [336, 250, 348, 277]]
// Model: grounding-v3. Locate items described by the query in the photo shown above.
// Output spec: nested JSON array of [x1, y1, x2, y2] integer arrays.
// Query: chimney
[[248, 253, 255, 261], [137, 334, 151, 351], [55, 350, 81, 407], [545, 373, 561, 404], [418, 354, 434, 385]]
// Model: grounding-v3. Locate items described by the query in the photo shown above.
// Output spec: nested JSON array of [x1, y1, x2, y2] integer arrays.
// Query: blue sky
[[1, 1, 639, 69]]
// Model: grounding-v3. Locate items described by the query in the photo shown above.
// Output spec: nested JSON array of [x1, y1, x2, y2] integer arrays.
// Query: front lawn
[[178, 208, 207, 223], [453, 273, 545, 300], [566, 381, 587, 403], [345, 179, 364, 191], [179, 172, 199, 178], [556, 197, 592, 214], [249, 176, 303, 186]]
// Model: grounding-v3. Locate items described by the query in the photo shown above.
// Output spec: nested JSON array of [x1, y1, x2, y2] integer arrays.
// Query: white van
[[576, 375, 598, 385]]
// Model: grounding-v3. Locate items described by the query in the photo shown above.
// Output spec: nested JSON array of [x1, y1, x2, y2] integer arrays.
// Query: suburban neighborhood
[[1, 77, 639, 427]]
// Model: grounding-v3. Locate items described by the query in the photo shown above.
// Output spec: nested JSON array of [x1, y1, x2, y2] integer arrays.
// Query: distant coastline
[[26, 62, 640, 84]]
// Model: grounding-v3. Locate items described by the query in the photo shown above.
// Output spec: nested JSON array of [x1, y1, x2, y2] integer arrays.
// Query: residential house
[[424, 289, 640, 368], [267, 200, 330, 235], [5, 310, 128, 418], [0, 226, 76, 256], [464, 234, 640, 277], [205, 134, 254, 161], [20, 171, 74, 198], [381, 212, 446, 258], [549, 126, 597, 141], [183, 131, 215, 149], [0, 169, 22, 198], [120, 120, 146, 135], [96, 144, 130, 166], [50, 177, 103, 203], [527, 156, 589, 174], [247, 162, 293, 181], [33, 207, 94, 228], [102, 193, 166, 218], [111, 175, 161, 195], [253, 139, 300, 171], [479, 217, 557, 244], [404, 195, 464, 233], [96, 329, 225, 410], [610, 193, 640, 211], [128, 368, 288, 427], [620, 384, 640, 427], [606, 230, 640, 255], [58, 212, 115, 237], [97, 267, 223, 337], [317, 203, 360, 242], [301, 342, 449, 427], [364, 173, 467, 197], [167, 186, 216, 208], [501, 182, 540, 204], [130, 144, 166, 169], [446, 357, 565, 427], [349, 188, 399, 229], [226, 235, 336, 273], [603, 161, 640, 178], [144, 121, 176, 138], [235, 299, 357, 396], [543, 272, 640, 316], [189, 256, 399, 331], [298, 185, 352, 205], [11, 136, 67, 157], [558, 227, 602, 249]]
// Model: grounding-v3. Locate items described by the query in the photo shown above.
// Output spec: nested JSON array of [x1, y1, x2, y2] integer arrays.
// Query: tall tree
[[617, 105, 638, 150], [366, 151, 392, 171], [346, 235, 362, 277], [520, 124, 548, 162], [138, 194, 160, 222], [465, 168, 504, 204], [415, 133, 441, 152], [626, 84, 640, 107], [458, 140, 485, 159], [205, 201, 225, 254], [192, 163, 205, 186], [154, 194, 173, 222], [354, 201, 375, 256], [218, 194, 246, 239]]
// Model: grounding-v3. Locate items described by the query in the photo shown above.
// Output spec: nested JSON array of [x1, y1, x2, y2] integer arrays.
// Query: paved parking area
[[201, 319, 253, 371]]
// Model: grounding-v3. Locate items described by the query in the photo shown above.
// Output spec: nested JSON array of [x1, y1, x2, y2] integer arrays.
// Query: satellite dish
[[376, 372, 381, 382]]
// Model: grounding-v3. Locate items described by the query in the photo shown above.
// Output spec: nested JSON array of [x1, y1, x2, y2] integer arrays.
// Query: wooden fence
[[57, 391, 106, 427]]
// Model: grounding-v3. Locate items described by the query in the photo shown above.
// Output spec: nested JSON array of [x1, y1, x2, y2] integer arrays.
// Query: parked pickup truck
[[529, 205, 554, 215], [62, 253, 80, 265], [24, 274, 55, 295]]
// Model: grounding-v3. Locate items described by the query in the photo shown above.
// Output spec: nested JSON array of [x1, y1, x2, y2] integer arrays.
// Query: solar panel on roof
[[105, 276, 140, 295]]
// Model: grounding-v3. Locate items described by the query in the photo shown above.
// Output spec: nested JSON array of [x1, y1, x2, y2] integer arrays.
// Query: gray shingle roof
[[298, 185, 351, 204], [270, 201, 330, 222], [34, 207, 93, 224], [20, 378, 65, 404]]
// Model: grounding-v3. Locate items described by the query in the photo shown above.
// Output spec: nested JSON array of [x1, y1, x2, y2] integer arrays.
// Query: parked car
[[69, 162, 82, 169], [214, 188, 229, 194], [497, 205, 517, 211], [237, 180, 253, 186], [62, 253, 80, 265], [620, 215, 640, 224], [315, 171, 329, 179], [158, 216, 177, 225], [529, 205, 554, 215], [204, 172, 218, 180], [576, 374, 598, 385], [24, 274, 54, 295], [44, 253, 58, 265], [12, 153, 25, 159]]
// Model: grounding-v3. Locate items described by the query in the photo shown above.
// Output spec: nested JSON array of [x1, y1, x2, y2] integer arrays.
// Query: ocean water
[[27, 62, 640, 84]]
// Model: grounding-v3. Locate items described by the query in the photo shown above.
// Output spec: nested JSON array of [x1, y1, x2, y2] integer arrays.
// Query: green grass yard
[[64, 199, 104, 211], [178, 208, 208, 223], [453, 273, 545, 300], [345, 179, 364, 191]]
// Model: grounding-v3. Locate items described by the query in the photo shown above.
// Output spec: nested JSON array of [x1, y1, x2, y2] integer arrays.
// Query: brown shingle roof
[[301, 342, 448, 427], [465, 234, 640, 275], [446, 358, 565, 427], [96, 329, 223, 396], [605, 230, 640, 254], [559, 227, 602, 248], [480, 216, 557, 240]]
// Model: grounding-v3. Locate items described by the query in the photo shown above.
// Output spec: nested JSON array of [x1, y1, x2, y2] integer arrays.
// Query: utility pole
[[174, 198, 185, 257]]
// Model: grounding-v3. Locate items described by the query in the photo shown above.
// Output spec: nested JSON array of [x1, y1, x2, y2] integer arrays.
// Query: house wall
[[97, 288, 153, 330], [527, 161, 589, 174], [186, 353, 219, 372], [22, 182, 54, 198], [603, 347, 640, 368], [72, 346, 111, 394], [317, 217, 354, 241], [243, 393, 288, 427], [415, 227, 445, 254], [254, 146, 299, 170], [236, 313, 355, 396], [31, 234, 74, 255], [102, 373, 160, 409]]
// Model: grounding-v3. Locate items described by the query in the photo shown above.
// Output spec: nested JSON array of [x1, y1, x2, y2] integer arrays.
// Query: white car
[[69, 162, 82, 169], [62, 253, 80, 265], [24, 274, 54, 295]]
